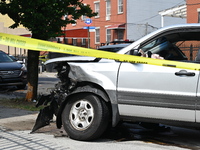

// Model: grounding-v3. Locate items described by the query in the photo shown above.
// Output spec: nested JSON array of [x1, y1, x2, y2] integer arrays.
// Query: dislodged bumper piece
[[31, 93, 59, 133], [31, 62, 72, 133]]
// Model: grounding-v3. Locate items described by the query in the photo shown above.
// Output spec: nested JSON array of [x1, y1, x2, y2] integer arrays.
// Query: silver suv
[[38, 24, 200, 141]]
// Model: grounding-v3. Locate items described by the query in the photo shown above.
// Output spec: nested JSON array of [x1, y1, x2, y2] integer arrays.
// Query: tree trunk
[[25, 50, 40, 102]]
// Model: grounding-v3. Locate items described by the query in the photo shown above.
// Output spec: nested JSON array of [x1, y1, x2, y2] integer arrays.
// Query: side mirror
[[130, 49, 141, 56]]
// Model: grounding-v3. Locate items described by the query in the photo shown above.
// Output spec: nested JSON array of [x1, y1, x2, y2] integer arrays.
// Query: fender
[[56, 84, 119, 128]]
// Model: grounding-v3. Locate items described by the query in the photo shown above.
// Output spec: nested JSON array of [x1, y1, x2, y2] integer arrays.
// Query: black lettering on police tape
[[16, 39, 26, 46], [8, 38, 16, 44], [5, 37, 9, 42], [163, 64, 176, 67], [64, 48, 73, 52], [37, 42, 60, 51], [114, 59, 120, 62], [122, 59, 129, 62], [136, 61, 148, 64], [68, 49, 80, 54], [128, 60, 136, 63]]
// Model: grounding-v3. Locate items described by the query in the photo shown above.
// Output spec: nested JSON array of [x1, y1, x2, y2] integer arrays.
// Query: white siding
[[127, 0, 186, 41]]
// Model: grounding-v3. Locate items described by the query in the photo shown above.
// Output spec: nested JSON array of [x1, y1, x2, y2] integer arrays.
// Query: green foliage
[[0, 0, 97, 101], [0, 98, 43, 111], [0, 0, 97, 40]]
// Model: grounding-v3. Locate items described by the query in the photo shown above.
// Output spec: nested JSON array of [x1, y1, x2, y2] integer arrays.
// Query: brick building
[[58, 0, 127, 49], [0, 15, 30, 56], [187, 0, 200, 23], [59, 0, 186, 49], [0, 0, 186, 55]]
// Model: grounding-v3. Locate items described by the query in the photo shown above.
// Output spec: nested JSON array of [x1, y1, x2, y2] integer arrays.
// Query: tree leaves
[[0, 0, 97, 101], [0, 0, 97, 40]]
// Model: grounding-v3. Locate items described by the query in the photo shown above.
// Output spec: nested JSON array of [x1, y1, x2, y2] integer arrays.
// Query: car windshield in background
[[9, 55, 18, 61], [98, 44, 130, 52], [0, 52, 14, 62]]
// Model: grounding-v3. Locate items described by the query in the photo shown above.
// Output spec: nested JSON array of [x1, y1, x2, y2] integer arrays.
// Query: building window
[[95, 28, 100, 43], [72, 20, 76, 26], [63, 38, 68, 44], [198, 12, 200, 23], [198, 8, 200, 23], [117, 30, 124, 40], [94, 1, 100, 18], [82, 15, 87, 21], [106, 29, 111, 43], [82, 38, 86, 45], [73, 38, 77, 45], [106, 0, 111, 20], [118, 0, 123, 14]]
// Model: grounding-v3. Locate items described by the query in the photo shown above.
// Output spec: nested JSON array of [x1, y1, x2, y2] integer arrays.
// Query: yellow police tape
[[0, 32, 200, 71]]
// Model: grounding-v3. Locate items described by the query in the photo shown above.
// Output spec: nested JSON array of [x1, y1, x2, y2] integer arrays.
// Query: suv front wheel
[[62, 93, 110, 141]]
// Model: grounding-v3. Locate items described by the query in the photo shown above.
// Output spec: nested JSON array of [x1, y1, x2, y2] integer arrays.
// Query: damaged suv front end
[[32, 56, 120, 140]]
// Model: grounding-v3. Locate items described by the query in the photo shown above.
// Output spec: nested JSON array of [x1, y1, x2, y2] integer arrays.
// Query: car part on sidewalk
[[31, 62, 74, 132]]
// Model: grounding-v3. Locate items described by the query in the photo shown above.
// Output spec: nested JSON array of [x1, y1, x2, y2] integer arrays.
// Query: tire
[[62, 93, 110, 141]]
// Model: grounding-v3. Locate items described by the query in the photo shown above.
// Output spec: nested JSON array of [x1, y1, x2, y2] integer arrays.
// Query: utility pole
[[88, 27, 90, 48], [145, 23, 148, 35], [84, 18, 92, 48]]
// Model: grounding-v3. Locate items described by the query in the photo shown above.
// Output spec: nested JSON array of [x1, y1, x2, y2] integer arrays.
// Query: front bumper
[[0, 71, 27, 86]]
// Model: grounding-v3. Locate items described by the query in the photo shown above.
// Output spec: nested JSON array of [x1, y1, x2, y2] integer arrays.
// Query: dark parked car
[[0, 51, 27, 89], [97, 43, 131, 52]]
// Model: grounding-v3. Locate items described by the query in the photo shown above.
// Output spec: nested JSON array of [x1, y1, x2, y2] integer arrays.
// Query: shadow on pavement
[[103, 122, 200, 150], [0, 86, 36, 119], [0, 105, 36, 119]]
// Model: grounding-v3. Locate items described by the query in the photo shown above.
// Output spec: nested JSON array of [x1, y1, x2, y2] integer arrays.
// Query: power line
[[134, 1, 186, 24], [135, 14, 159, 23]]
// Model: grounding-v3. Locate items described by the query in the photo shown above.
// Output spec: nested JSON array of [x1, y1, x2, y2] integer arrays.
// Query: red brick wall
[[187, 0, 200, 23], [66, 0, 127, 49]]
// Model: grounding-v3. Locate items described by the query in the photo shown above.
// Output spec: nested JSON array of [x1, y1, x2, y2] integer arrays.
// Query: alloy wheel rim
[[69, 100, 94, 130]]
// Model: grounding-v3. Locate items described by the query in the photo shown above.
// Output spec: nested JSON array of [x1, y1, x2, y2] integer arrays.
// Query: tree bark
[[25, 50, 40, 102]]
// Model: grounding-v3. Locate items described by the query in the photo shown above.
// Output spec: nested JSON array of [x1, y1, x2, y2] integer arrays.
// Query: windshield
[[0, 52, 14, 62]]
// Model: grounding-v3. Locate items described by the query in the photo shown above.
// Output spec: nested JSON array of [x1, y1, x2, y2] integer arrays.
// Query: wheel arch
[[56, 83, 119, 129]]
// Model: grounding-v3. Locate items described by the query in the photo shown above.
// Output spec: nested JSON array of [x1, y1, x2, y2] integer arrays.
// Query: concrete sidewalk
[[39, 71, 57, 78], [0, 105, 68, 150], [0, 71, 69, 150]]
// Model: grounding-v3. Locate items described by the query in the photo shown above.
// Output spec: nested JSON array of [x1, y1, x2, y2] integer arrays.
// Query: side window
[[129, 31, 200, 63], [139, 37, 188, 61]]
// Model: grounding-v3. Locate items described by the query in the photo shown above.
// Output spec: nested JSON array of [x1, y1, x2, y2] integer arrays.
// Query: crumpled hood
[[44, 56, 98, 65]]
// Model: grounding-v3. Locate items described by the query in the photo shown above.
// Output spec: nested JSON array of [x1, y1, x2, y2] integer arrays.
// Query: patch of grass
[[0, 98, 43, 111]]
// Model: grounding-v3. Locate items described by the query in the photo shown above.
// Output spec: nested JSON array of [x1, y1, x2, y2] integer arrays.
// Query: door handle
[[175, 70, 195, 76]]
